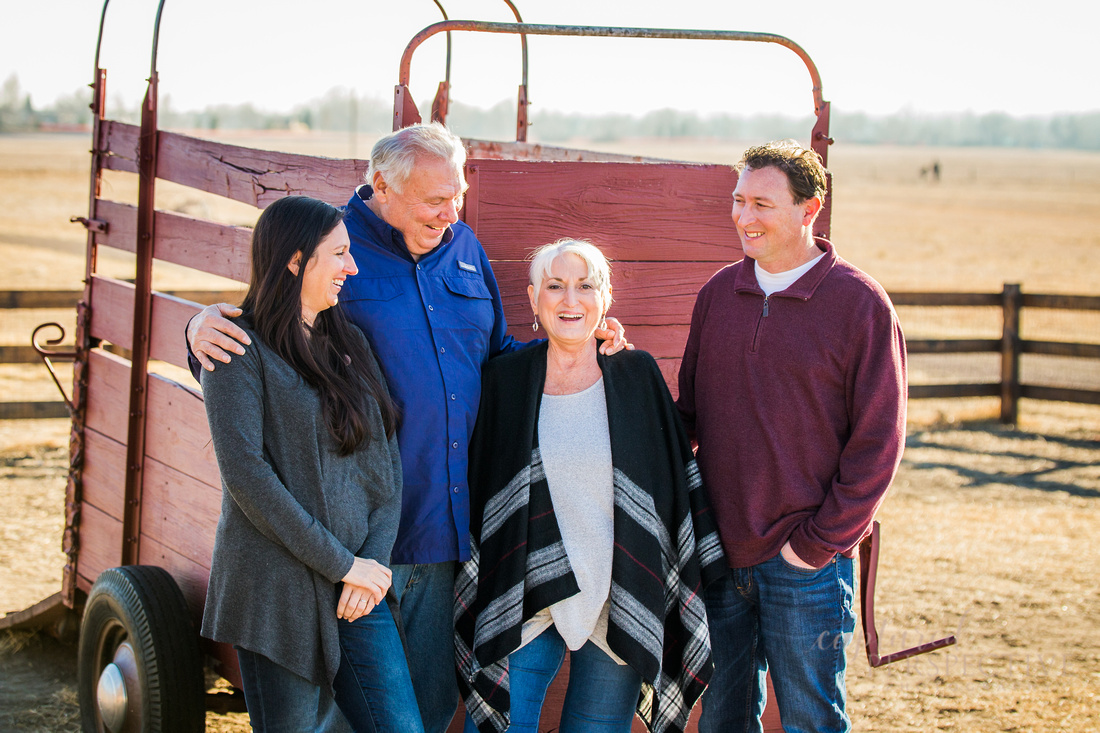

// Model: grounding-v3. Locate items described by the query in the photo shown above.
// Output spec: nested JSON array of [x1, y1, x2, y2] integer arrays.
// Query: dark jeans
[[390, 562, 460, 733], [464, 626, 642, 733], [700, 553, 856, 733], [235, 647, 351, 733], [334, 599, 424, 732]]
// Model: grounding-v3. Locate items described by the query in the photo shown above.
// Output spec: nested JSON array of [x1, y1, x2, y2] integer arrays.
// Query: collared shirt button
[[440, 347, 446, 354], [453, 486, 460, 494], [416, 264, 421, 270], [450, 393, 456, 400], [428, 305, 434, 312], [452, 441, 459, 449]]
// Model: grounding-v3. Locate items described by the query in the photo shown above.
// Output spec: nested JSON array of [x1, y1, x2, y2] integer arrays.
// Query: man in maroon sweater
[[678, 141, 907, 732]]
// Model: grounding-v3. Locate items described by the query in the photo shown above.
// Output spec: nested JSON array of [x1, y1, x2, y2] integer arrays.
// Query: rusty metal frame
[[394, 20, 832, 165], [58, 0, 113, 607], [428, 1, 452, 125], [859, 521, 958, 666], [426, 3, 532, 140], [118, 0, 167, 566]]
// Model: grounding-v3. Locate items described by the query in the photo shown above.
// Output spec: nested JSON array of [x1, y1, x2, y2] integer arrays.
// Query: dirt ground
[[3, 404, 1098, 731], [1, 133, 1099, 730]]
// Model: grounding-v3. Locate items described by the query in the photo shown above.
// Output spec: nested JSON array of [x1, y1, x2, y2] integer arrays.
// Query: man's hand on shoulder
[[188, 303, 250, 371], [597, 316, 634, 355]]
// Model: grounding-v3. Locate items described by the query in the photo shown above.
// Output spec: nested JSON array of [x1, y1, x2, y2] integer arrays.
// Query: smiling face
[[732, 165, 822, 273], [528, 253, 609, 351], [296, 221, 355, 326], [370, 155, 466, 260]]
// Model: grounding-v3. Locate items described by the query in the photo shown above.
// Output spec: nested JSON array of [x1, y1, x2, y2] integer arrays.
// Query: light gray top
[[200, 321, 402, 688], [521, 377, 624, 664]]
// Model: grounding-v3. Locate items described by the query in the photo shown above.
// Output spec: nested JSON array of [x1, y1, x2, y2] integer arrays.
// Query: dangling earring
[[532, 315, 539, 332]]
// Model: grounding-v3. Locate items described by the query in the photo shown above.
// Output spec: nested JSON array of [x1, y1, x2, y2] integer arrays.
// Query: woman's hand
[[337, 558, 392, 620], [337, 583, 381, 621]]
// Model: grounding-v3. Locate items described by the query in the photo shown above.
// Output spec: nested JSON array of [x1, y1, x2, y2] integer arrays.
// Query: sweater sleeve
[[201, 343, 355, 584], [357, 429, 403, 564], [788, 305, 908, 567]]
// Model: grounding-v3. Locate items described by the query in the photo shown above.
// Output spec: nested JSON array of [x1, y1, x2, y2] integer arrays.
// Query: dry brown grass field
[[1, 132, 1098, 731]]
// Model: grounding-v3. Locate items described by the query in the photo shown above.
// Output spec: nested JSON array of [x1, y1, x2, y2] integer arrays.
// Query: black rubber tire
[[78, 565, 205, 733]]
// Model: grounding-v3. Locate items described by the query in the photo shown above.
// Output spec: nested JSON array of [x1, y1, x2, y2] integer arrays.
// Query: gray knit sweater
[[200, 320, 402, 688]]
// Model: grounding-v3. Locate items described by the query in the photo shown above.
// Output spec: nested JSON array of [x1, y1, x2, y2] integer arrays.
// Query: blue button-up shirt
[[342, 185, 527, 564]]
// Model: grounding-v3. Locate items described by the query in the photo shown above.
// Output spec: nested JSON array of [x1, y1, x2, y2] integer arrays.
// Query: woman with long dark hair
[[200, 195, 422, 731]]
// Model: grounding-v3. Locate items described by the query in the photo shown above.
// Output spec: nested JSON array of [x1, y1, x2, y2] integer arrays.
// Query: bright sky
[[3, 0, 1098, 121]]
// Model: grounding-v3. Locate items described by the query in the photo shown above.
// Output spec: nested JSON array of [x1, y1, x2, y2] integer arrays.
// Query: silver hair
[[528, 239, 613, 308], [367, 122, 467, 192]]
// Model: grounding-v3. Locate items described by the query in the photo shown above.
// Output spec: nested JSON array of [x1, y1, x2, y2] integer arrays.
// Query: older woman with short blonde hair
[[455, 239, 728, 733]]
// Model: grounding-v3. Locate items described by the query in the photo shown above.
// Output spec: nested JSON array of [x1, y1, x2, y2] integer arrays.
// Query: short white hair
[[528, 239, 613, 307], [367, 122, 466, 192]]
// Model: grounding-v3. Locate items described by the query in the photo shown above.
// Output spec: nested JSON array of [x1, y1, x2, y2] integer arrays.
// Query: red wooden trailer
[[2, 3, 953, 732]]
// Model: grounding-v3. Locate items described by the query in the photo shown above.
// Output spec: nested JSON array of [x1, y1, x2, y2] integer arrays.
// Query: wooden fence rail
[[893, 283, 1100, 422], [3, 284, 1098, 424]]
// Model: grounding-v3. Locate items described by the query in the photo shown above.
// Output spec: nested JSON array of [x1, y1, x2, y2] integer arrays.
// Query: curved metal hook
[[431, 0, 452, 84], [32, 323, 78, 413], [93, 0, 111, 76], [500, 0, 528, 88], [150, 0, 167, 79]]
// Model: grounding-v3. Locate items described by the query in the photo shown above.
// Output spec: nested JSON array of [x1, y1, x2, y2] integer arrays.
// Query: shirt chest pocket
[[436, 273, 495, 334]]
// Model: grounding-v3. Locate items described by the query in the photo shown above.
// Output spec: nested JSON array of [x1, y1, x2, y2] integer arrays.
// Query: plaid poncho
[[455, 344, 728, 733]]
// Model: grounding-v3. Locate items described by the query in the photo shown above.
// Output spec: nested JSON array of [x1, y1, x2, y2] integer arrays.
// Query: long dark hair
[[241, 195, 397, 454]]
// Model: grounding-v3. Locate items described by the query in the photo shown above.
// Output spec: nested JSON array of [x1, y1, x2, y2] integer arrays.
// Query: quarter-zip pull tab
[[763, 297, 770, 317]]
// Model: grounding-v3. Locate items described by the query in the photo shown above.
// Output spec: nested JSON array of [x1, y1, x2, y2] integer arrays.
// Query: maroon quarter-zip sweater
[[677, 239, 907, 569]]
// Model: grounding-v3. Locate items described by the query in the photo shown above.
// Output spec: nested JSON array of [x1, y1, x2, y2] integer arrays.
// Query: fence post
[[1000, 283, 1022, 424]]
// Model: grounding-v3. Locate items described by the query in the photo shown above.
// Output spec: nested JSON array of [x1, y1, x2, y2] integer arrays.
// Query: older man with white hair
[[187, 122, 628, 732]]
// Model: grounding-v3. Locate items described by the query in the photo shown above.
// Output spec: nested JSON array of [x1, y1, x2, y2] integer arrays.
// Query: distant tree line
[[3, 74, 1099, 150]]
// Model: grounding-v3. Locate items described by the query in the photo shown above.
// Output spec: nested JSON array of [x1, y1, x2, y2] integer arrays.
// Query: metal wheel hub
[[96, 640, 140, 733], [96, 662, 127, 731]]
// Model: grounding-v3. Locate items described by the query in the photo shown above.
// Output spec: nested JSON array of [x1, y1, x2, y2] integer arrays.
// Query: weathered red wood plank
[[468, 159, 741, 263], [85, 348, 130, 444], [141, 457, 220, 571], [145, 373, 220, 489], [95, 202, 253, 284], [90, 276, 211, 370], [155, 210, 252, 283], [95, 200, 137, 252], [99, 120, 139, 174], [149, 293, 205, 371], [138, 533, 210, 630], [88, 275, 136, 350], [466, 139, 671, 164], [76, 502, 122, 590], [656, 358, 682, 400], [156, 130, 368, 209], [81, 428, 126, 521]]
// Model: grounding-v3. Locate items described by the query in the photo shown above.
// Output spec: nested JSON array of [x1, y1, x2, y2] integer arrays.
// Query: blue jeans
[[334, 598, 425, 732], [700, 553, 856, 733], [465, 626, 642, 733], [236, 646, 352, 733], [390, 562, 460, 733]]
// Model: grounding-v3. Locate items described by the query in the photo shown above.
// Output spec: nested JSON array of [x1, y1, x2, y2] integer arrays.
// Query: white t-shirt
[[754, 252, 826, 296]]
